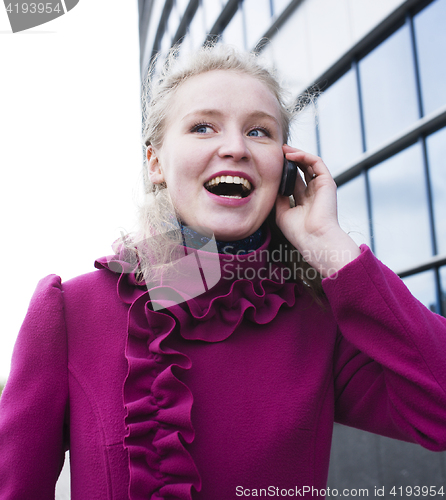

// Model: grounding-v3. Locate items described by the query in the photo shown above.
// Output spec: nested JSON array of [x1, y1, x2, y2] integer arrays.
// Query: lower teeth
[[220, 195, 242, 199]]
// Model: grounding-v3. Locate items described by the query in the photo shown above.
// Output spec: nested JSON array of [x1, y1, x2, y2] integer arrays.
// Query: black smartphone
[[279, 158, 298, 196]]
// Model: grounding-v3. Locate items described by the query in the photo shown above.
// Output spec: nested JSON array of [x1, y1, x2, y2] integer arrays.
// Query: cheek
[[162, 165, 198, 212], [262, 148, 284, 176], [161, 147, 205, 182], [257, 157, 283, 209], [166, 182, 188, 207], [262, 157, 284, 188], [165, 187, 191, 223]]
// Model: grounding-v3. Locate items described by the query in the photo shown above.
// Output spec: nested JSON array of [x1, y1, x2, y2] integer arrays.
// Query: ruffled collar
[[94, 230, 301, 499]]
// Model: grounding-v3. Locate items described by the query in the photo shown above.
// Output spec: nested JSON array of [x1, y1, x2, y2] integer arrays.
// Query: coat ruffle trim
[[94, 234, 299, 499]]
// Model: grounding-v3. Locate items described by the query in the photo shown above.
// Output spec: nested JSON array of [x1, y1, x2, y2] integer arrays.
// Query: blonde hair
[[125, 43, 323, 297]]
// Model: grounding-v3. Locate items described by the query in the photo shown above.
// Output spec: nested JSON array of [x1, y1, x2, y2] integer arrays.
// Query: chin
[[187, 213, 263, 241]]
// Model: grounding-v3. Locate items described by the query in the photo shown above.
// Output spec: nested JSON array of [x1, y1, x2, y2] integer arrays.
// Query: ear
[[146, 146, 165, 185]]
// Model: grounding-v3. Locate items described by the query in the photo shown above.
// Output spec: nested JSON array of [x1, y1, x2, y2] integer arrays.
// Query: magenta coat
[[1, 238, 446, 500]]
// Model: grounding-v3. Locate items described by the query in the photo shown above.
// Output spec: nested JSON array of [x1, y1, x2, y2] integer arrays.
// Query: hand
[[275, 145, 360, 278]]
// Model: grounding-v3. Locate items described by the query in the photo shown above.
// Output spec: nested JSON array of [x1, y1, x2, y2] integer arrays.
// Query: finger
[[283, 146, 332, 180]]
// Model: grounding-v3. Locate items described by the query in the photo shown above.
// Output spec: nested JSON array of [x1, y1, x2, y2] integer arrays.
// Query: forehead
[[167, 70, 282, 123]]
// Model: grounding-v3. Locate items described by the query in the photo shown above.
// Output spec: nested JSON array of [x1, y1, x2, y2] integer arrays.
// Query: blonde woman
[[1, 44, 446, 500]]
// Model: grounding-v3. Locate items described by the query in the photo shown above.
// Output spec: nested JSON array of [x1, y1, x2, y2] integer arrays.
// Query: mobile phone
[[279, 158, 298, 196]]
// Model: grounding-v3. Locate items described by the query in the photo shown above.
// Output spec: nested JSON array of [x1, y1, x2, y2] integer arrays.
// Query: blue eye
[[248, 128, 268, 137], [192, 124, 213, 134]]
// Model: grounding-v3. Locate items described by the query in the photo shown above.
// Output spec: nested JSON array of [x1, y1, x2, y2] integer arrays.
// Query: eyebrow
[[181, 109, 281, 126]]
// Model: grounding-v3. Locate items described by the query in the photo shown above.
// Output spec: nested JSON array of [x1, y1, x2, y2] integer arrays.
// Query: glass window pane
[[160, 29, 172, 53], [202, 0, 223, 32], [168, 3, 181, 40], [222, 7, 246, 51], [359, 25, 419, 151], [189, 6, 206, 50], [426, 126, 446, 255], [368, 144, 432, 271], [289, 104, 318, 156], [337, 174, 371, 248], [439, 266, 446, 316], [272, 0, 291, 17], [179, 30, 193, 58], [317, 68, 363, 176], [176, 0, 190, 18], [402, 270, 438, 313], [243, 0, 272, 49], [141, 0, 165, 71], [414, 0, 446, 116], [264, 7, 311, 96]]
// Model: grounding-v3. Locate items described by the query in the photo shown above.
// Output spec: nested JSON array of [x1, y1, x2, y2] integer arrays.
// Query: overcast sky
[[0, 2, 143, 382]]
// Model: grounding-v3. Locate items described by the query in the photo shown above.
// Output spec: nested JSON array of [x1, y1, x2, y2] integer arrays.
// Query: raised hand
[[275, 145, 361, 278]]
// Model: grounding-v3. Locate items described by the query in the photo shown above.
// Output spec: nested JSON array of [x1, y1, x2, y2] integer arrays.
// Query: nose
[[217, 130, 252, 162]]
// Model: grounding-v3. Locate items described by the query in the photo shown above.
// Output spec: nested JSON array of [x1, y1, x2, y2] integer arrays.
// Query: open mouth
[[204, 175, 253, 199]]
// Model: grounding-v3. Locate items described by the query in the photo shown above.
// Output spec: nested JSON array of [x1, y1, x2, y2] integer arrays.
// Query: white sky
[[0, 2, 143, 382]]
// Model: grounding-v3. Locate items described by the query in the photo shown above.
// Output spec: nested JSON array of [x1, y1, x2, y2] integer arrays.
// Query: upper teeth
[[205, 175, 252, 190]]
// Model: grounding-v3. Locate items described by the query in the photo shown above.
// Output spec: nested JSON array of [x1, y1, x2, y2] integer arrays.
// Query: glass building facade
[[138, 0, 446, 489]]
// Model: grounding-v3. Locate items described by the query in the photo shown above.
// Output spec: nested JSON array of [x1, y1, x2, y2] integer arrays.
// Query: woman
[[1, 44, 446, 500]]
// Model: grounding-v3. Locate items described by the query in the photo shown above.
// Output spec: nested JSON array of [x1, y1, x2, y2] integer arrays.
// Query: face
[[148, 70, 285, 241]]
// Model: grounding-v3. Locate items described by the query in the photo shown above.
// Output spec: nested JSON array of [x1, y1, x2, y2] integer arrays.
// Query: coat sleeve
[[323, 246, 446, 451], [0, 275, 69, 500]]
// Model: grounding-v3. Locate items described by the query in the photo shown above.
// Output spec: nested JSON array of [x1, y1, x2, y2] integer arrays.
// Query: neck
[[180, 223, 266, 255]]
